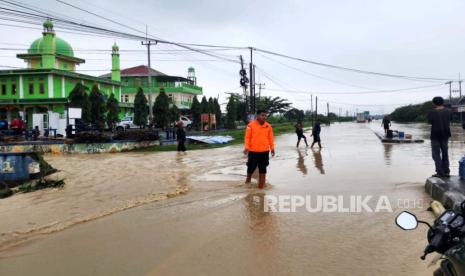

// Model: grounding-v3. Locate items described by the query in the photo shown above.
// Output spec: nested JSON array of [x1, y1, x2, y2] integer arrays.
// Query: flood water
[[1, 122, 465, 275]]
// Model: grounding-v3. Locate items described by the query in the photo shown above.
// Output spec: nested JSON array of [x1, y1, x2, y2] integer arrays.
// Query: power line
[[266, 83, 444, 95], [254, 48, 454, 83], [256, 52, 381, 91], [0, 0, 459, 92]]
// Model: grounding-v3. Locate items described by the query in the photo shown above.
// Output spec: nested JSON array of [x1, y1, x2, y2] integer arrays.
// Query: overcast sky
[[2, 0, 465, 114]]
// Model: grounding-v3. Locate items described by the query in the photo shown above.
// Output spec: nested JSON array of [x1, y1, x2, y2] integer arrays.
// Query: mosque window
[[1, 83, 6, 95], [28, 78, 34, 95], [11, 83, 16, 95], [39, 78, 45, 94]]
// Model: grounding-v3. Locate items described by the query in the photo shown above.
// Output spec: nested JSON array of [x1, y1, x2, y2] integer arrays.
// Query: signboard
[[68, 108, 82, 119]]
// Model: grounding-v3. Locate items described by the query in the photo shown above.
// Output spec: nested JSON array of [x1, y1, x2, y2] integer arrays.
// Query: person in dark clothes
[[427, 96, 452, 177], [382, 116, 391, 135], [295, 122, 308, 147], [176, 121, 187, 152], [310, 121, 322, 149], [32, 126, 40, 141]]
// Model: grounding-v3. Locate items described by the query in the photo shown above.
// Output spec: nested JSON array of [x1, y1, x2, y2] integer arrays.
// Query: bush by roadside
[[112, 129, 159, 142], [73, 131, 112, 143]]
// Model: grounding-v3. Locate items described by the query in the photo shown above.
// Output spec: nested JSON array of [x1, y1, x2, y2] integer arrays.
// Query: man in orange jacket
[[243, 110, 275, 188]]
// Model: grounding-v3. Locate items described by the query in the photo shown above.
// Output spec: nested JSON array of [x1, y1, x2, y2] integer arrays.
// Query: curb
[[425, 176, 465, 212]]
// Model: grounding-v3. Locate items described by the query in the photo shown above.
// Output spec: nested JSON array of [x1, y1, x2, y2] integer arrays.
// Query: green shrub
[[74, 131, 111, 143], [113, 129, 159, 141]]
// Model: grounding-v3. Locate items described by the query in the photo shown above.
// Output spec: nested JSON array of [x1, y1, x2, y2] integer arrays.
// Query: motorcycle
[[396, 202, 465, 276]]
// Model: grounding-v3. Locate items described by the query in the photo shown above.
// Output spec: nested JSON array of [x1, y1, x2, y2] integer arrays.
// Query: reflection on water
[[243, 191, 278, 257], [296, 149, 308, 175], [312, 149, 325, 174], [383, 144, 393, 165], [244, 192, 272, 229]]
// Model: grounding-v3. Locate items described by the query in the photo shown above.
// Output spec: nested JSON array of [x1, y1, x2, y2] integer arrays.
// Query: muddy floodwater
[[1, 122, 465, 275]]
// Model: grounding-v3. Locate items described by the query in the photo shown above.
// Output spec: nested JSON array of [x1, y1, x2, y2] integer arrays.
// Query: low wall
[[0, 140, 159, 154], [425, 176, 465, 212]]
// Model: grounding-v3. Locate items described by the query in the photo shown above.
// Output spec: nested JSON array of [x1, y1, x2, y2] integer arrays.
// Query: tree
[[256, 96, 291, 115], [213, 98, 222, 128], [208, 97, 215, 113], [106, 93, 119, 130], [390, 101, 435, 122], [284, 108, 304, 122], [89, 85, 106, 130], [134, 87, 148, 128], [236, 99, 248, 124], [225, 95, 237, 129], [153, 89, 170, 128], [191, 96, 201, 130], [169, 103, 179, 124], [68, 83, 91, 123], [200, 96, 209, 113]]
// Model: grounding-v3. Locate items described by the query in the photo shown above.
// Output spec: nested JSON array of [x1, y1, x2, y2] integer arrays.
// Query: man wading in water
[[311, 120, 322, 149], [428, 96, 451, 177], [382, 115, 391, 135], [176, 121, 187, 153], [244, 110, 275, 188], [295, 122, 308, 147]]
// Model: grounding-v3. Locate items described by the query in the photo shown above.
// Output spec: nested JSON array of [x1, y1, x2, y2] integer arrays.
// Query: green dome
[[28, 37, 74, 57]]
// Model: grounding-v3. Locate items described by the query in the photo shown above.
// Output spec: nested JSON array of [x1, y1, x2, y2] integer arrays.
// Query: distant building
[[0, 19, 128, 127], [101, 65, 202, 110]]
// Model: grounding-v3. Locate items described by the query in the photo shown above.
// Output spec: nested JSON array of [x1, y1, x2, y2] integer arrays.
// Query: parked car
[[179, 116, 192, 129], [116, 117, 139, 131]]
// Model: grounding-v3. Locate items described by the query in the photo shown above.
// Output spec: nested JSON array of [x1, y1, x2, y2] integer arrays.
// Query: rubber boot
[[258, 173, 266, 189], [245, 173, 252, 183]]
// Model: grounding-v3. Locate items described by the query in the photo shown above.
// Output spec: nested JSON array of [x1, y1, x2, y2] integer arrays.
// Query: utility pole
[[446, 81, 452, 105], [460, 73, 463, 123], [310, 94, 313, 126], [315, 96, 318, 122], [249, 47, 255, 115], [327, 102, 330, 125], [459, 73, 462, 99], [256, 82, 265, 99], [141, 26, 156, 123], [239, 55, 248, 113]]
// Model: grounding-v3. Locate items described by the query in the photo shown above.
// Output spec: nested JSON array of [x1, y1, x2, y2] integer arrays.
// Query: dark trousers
[[177, 140, 186, 152], [311, 134, 321, 148], [431, 138, 449, 175], [297, 134, 308, 146], [247, 151, 270, 174]]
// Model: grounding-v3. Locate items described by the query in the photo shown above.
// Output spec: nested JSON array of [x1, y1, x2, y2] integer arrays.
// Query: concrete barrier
[[0, 140, 159, 154], [425, 176, 465, 212]]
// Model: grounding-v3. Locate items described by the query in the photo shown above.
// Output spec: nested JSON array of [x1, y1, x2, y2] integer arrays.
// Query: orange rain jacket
[[244, 120, 275, 152]]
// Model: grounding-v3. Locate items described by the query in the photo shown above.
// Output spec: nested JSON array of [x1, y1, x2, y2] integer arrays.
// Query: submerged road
[[2, 122, 465, 275]]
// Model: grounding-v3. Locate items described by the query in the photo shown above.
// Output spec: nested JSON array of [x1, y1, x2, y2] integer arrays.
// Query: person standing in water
[[310, 121, 322, 149], [244, 110, 275, 189], [176, 121, 187, 152], [427, 96, 452, 177], [295, 122, 308, 147], [382, 116, 391, 135]]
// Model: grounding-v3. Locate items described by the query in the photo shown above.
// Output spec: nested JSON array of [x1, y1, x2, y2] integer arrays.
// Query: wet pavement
[[1, 122, 465, 275]]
